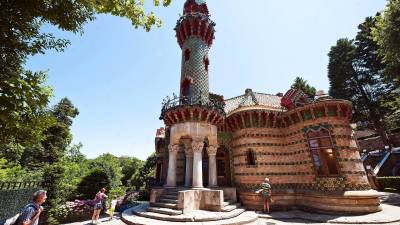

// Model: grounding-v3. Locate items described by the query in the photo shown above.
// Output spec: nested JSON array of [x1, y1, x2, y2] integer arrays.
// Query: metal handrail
[[160, 94, 225, 120]]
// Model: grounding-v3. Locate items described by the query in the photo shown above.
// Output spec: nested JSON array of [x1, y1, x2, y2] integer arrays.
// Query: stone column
[[192, 140, 204, 188], [165, 144, 179, 188], [184, 145, 193, 187], [208, 146, 218, 187]]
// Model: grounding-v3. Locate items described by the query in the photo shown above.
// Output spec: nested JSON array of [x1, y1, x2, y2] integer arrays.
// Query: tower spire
[[175, 0, 215, 102]]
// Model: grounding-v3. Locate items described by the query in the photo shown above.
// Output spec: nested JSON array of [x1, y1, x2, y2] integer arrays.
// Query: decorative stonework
[[207, 145, 218, 155], [192, 141, 204, 153], [315, 177, 346, 191], [168, 144, 180, 153], [154, 0, 380, 215]]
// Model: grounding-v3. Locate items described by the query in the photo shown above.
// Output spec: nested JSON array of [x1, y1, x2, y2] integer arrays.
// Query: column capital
[[168, 144, 180, 153], [192, 141, 204, 153], [185, 147, 193, 156], [207, 145, 218, 155]]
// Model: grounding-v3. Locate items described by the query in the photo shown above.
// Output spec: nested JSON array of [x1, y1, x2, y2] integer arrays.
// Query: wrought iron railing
[[160, 94, 225, 120], [0, 181, 42, 190]]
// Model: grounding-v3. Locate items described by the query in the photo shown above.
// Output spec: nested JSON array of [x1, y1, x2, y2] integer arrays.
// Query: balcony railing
[[160, 94, 225, 120]]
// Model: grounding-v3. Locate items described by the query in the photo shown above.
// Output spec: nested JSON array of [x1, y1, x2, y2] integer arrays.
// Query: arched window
[[203, 56, 209, 72], [246, 149, 256, 166], [306, 127, 339, 176], [184, 49, 191, 61], [181, 78, 192, 103]]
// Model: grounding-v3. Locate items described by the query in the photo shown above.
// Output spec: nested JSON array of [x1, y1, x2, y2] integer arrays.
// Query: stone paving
[[62, 214, 125, 225], [63, 192, 400, 225]]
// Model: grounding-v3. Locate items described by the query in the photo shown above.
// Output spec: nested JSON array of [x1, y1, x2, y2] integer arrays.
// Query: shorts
[[94, 203, 103, 210], [108, 208, 115, 215], [263, 196, 271, 203]]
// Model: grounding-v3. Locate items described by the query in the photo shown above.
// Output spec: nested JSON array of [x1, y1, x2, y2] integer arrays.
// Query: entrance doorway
[[216, 146, 231, 186], [202, 147, 209, 187]]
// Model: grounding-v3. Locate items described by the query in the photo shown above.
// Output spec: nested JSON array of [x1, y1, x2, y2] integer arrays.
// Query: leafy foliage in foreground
[[373, 0, 400, 87]]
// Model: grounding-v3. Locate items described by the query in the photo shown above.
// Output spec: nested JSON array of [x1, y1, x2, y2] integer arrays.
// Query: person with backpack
[[15, 190, 47, 225]]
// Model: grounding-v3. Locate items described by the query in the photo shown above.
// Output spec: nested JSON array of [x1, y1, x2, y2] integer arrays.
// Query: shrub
[[41, 163, 66, 224], [76, 169, 110, 200], [54, 200, 93, 224], [377, 176, 400, 191]]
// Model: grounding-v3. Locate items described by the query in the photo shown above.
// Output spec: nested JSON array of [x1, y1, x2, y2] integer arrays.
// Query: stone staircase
[[147, 188, 182, 216], [129, 188, 251, 223]]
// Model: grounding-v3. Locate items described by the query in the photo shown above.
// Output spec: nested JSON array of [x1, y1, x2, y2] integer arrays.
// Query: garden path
[[62, 214, 125, 225]]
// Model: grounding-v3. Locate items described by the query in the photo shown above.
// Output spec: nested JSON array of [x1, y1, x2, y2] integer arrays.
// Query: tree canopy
[[373, 0, 400, 86], [290, 77, 317, 97], [0, 0, 172, 150], [328, 16, 396, 146]]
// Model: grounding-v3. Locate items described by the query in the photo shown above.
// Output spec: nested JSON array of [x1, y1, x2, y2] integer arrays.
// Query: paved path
[[62, 214, 125, 225], [63, 192, 400, 225]]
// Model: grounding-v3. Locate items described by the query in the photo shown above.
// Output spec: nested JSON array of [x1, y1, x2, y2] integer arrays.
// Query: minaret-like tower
[[175, 0, 215, 102], [159, 0, 224, 189]]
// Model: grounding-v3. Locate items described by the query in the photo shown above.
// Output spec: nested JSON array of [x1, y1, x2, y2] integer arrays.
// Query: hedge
[[377, 176, 400, 191], [0, 187, 41, 221]]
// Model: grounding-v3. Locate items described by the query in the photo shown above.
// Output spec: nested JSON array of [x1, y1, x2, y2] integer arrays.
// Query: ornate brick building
[[152, 0, 380, 214]]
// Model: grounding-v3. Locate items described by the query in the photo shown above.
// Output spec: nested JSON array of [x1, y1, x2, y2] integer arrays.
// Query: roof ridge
[[224, 94, 245, 101], [253, 91, 282, 97]]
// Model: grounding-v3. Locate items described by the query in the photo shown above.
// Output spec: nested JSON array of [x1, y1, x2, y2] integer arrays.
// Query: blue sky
[[26, 0, 387, 160]]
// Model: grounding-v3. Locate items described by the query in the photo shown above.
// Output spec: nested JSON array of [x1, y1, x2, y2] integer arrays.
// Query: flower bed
[[55, 200, 94, 224]]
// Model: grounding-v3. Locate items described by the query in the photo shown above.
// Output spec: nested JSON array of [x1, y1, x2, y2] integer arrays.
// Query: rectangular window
[[306, 127, 339, 176]]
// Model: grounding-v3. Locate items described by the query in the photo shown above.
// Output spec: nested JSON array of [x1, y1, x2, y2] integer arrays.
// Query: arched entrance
[[216, 146, 231, 186], [202, 142, 209, 187]]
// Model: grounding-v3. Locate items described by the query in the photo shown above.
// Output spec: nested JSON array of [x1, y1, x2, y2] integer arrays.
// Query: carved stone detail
[[192, 141, 204, 153], [168, 144, 180, 153], [207, 145, 218, 155]]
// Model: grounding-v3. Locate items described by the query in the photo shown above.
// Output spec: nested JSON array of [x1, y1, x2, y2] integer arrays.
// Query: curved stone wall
[[224, 99, 380, 214]]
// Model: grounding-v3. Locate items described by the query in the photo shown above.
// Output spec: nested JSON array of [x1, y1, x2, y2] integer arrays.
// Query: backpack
[[7, 203, 38, 225]]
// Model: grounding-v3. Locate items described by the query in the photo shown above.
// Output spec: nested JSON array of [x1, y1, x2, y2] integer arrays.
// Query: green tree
[[290, 77, 317, 97], [41, 163, 66, 224], [0, 0, 172, 153], [129, 153, 156, 191], [372, 0, 400, 85], [66, 142, 86, 163], [21, 98, 79, 168], [76, 168, 110, 200], [90, 153, 123, 189], [119, 156, 144, 186], [328, 16, 395, 146], [0, 158, 42, 181], [0, 71, 55, 155]]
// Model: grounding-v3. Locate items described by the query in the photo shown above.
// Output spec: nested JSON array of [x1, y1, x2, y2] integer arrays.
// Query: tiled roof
[[224, 89, 284, 114]]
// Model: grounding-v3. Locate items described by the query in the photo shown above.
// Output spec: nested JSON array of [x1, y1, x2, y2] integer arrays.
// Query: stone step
[[158, 198, 178, 204], [150, 202, 178, 209], [161, 194, 178, 200], [138, 210, 192, 222], [146, 206, 183, 216], [222, 204, 237, 212], [123, 205, 258, 225], [223, 201, 230, 207]]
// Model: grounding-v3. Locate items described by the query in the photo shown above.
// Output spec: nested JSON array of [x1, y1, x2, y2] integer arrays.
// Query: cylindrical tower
[[159, 0, 224, 189], [175, 0, 216, 103]]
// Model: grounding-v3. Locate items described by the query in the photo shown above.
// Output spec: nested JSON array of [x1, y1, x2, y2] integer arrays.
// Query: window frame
[[246, 148, 257, 167], [305, 126, 340, 177]]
